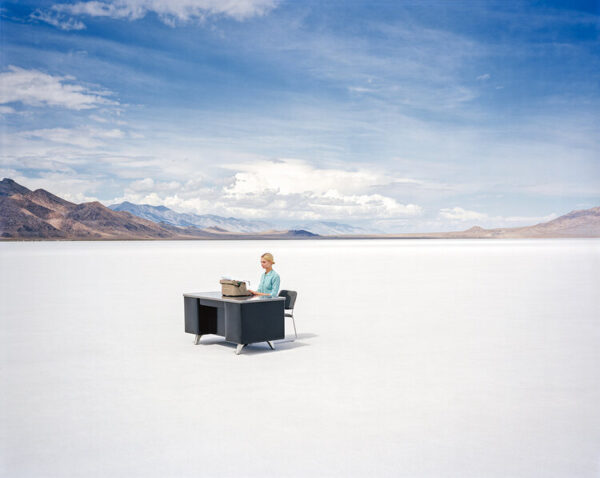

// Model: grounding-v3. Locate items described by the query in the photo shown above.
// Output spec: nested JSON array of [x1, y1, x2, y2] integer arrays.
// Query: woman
[[248, 252, 280, 297]]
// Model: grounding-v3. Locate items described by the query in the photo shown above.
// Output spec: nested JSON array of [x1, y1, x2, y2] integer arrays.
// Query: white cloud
[[30, 9, 86, 30], [223, 158, 382, 196], [439, 207, 487, 221], [89, 114, 108, 123], [0, 66, 117, 110], [218, 159, 422, 220], [348, 86, 375, 94], [308, 190, 422, 219], [46, 0, 278, 27], [476, 73, 491, 81], [129, 177, 181, 192], [0, 105, 15, 114]]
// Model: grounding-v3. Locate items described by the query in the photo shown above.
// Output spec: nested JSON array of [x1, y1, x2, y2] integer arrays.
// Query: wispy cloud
[[38, 0, 279, 29], [20, 127, 125, 148], [0, 66, 117, 110], [30, 9, 86, 30]]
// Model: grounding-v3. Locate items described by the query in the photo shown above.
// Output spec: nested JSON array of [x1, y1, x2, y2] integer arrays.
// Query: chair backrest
[[278, 290, 297, 310]]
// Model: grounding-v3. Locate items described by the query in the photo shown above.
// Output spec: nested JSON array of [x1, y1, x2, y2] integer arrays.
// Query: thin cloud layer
[[0, 66, 117, 110], [20, 127, 125, 148]]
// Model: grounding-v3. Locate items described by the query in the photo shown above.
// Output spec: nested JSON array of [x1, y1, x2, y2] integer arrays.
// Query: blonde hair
[[261, 252, 275, 264]]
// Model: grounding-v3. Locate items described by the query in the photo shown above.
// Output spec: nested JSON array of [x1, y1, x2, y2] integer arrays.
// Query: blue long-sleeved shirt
[[257, 270, 280, 297]]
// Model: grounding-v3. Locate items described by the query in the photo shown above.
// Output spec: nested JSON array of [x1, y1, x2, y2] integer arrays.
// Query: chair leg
[[292, 315, 298, 339], [194, 334, 202, 345], [267, 341, 275, 350]]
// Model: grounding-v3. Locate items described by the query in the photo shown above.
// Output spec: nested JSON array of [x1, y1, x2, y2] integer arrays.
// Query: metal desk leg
[[194, 334, 202, 345], [235, 344, 246, 355]]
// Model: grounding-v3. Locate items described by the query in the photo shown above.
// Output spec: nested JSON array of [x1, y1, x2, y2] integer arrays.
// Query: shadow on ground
[[194, 332, 318, 355]]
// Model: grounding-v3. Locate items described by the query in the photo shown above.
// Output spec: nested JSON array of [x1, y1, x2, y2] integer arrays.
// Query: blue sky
[[1, 0, 599, 232]]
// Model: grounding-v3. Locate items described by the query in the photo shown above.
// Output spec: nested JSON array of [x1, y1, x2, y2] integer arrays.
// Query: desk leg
[[235, 344, 246, 355], [194, 334, 202, 345]]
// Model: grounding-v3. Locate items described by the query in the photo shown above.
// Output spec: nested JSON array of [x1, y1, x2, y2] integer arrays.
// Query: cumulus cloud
[[439, 206, 487, 221], [42, 0, 278, 28], [0, 66, 117, 110], [219, 159, 422, 220], [223, 158, 382, 196]]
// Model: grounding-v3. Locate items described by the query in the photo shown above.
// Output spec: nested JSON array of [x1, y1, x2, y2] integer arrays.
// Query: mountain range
[[109, 201, 369, 235], [0, 178, 316, 240], [109, 201, 271, 232], [1, 178, 599, 240]]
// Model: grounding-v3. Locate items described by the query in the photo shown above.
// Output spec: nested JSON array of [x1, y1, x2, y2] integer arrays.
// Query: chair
[[278, 290, 298, 339]]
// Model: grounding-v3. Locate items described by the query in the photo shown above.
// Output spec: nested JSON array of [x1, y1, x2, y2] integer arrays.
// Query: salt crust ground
[[1, 239, 599, 477]]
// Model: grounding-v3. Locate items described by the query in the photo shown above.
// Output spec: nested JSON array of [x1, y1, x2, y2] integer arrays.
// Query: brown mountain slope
[[0, 178, 178, 240], [0, 178, 31, 197], [0, 195, 67, 239], [523, 207, 600, 237], [28, 188, 77, 212], [65, 202, 175, 238]]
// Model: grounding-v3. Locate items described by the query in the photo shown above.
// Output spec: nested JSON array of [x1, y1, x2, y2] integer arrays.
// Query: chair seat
[[285, 312, 293, 317]]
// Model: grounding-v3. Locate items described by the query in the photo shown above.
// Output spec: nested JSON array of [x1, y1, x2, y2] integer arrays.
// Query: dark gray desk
[[183, 291, 285, 354]]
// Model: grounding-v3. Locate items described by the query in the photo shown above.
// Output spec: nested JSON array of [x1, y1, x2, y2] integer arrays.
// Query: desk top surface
[[183, 291, 285, 304]]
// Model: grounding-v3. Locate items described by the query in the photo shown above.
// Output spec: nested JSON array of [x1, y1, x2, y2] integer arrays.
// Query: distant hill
[[291, 221, 373, 235], [448, 207, 600, 238], [329, 207, 600, 239], [0, 178, 321, 240], [109, 201, 272, 233]]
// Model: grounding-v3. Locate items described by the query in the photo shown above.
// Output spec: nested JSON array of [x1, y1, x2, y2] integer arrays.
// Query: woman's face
[[260, 258, 272, 270]]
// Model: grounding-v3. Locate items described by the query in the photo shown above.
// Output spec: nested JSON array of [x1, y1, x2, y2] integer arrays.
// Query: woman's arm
[[271, 274, 280, 297]]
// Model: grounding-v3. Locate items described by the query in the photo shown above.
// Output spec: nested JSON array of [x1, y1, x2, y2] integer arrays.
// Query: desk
[[183, 291, 285, 354]]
